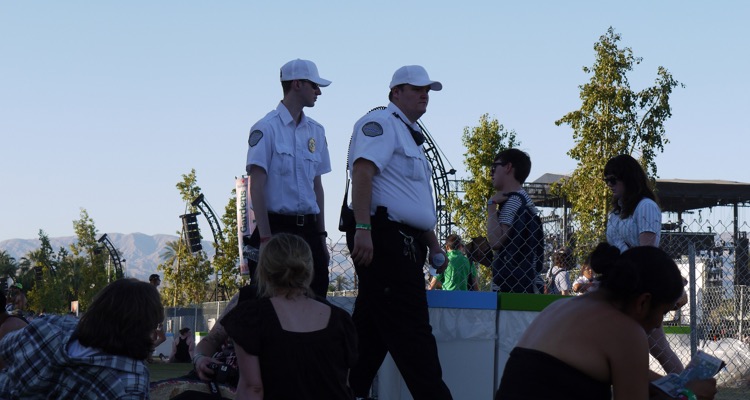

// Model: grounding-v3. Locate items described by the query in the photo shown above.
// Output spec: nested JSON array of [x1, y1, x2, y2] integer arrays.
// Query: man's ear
[[634, 292, 653, 316]]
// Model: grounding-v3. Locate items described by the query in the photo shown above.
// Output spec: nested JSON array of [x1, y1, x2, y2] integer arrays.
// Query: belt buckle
[[296, 214, 305, 226]]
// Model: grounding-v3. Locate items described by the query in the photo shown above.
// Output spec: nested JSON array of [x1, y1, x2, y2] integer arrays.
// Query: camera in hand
[[207, 362, 239, 385]]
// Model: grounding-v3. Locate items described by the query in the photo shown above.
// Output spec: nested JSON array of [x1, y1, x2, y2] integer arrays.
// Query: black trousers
[[246, 213, 329, 297], [346, 211, 452, 400]]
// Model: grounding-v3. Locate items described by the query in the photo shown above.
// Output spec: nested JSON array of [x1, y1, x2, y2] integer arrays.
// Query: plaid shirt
[[0, 315, 149, 399]]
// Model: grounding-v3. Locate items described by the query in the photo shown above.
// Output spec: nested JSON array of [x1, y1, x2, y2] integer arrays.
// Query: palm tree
[[0, 250, 18, 281], [160, 240, 183, 265]]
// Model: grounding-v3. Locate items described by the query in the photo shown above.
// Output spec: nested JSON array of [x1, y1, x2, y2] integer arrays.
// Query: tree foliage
[[555, 27, 682, 254], [444, 113, 520, 290], [70, 209, 109, 308], [21, 211, 113, 313], [445, 114, 521, 239], [158, 169, 214, 306], [212, 193, 242, 298], [0, 251, 18, 285], [25, 230, 67, 313]]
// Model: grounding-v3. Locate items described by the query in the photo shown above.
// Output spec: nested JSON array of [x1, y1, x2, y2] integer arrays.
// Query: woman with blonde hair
[[222, 233, 357, 399]]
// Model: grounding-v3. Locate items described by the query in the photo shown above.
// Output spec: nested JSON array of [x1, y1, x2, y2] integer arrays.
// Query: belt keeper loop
[[296, 215, 304, 226]]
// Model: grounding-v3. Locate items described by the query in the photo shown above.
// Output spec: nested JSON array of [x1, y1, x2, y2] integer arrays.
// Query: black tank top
[[174, 336, 191, 362]]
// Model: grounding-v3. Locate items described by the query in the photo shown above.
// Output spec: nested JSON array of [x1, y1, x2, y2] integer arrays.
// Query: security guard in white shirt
[[245, 59, 331, 297], [345, 65, 453, 400]]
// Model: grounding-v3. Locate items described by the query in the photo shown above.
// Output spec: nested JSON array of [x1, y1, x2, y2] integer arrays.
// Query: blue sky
[[1, 1, 748, 241]]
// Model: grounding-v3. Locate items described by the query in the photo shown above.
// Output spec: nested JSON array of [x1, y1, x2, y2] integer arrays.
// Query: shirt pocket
[[302, 148, 321, 180], [403, 145, 430, 181], [272, 143, 294, 176]]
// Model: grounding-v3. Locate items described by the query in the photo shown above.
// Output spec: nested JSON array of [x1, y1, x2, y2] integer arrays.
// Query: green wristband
[[680, 388, 697, 400], [355, 223, 372, 231]]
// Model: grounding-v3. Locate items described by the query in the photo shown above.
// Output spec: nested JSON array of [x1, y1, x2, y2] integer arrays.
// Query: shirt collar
[[276, 101, 306, 126], [387, 102, 418, 130]]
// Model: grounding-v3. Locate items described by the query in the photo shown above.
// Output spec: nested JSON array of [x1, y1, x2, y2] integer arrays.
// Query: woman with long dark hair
[[603, 154, 684, 375], [496, 245, 716, 400], [604, 154, 661, 251]]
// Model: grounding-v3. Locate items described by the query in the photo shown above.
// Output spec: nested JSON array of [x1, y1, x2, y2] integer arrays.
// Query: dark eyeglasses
[[603, 175, 619, 186], [302, 80, 319, 90], [491, 162, 508, 174]]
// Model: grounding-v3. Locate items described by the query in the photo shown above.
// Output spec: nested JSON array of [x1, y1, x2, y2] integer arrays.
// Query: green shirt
[[435, 250, 475, 291]]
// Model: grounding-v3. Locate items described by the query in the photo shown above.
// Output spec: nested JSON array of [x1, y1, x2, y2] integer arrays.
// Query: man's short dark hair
[[495, 148, 532, 184], [149, 274, 160, 282], [282, 80, 293, 95], [445, 234, 462, 250], [75, 279, 164, 360]]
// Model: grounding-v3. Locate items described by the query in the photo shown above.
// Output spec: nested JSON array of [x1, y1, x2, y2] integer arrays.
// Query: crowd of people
[[0, 59, 720, 399]]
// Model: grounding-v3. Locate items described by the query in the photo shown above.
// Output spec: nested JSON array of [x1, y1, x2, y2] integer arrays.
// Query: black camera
[[207, 362, 239, 385]]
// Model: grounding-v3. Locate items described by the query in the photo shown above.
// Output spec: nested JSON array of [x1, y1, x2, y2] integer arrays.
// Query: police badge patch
[[248, 130, 263, 147], [308, 138, 316, 153], [361, 121, 383, 137]]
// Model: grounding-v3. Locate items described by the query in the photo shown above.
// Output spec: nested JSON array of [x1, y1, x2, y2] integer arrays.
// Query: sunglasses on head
[[491, 161, 508, 174], [603, 175, 619, 186]]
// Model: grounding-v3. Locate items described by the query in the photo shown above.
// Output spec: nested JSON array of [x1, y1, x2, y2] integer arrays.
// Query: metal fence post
[[689, 242, 697, 357]]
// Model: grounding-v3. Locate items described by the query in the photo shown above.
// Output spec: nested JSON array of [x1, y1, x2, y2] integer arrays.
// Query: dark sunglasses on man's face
[[302, 80, 319, 90], [491, 161, 508, 175], [603, 175, 619, 186]]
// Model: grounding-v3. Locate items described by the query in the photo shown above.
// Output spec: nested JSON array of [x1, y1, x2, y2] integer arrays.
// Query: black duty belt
[[268, 213, 318, 227]]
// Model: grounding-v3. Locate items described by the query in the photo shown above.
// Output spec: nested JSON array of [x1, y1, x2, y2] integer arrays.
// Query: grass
[[148, 361, 194, 382]]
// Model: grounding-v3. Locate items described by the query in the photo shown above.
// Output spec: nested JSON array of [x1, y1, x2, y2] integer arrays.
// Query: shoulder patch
[[248, 130, 263, 147], [361, 121, 383, 137]]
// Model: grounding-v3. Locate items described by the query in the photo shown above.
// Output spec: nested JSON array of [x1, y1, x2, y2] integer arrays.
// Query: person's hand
[[674, 276, 689, 309], [488, 192, 508, 207], [194, 355, 221, 381], [430, 248, 448, 274], [685, 378, 717, 400], [351, 229, 374, 267]]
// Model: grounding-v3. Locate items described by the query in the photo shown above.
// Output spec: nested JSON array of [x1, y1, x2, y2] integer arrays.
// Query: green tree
[[555, 27, 682, 253], [70, 209, 109, 309], [211, 193, 242, 299], [26, 230, 67, 313], [16, 257, 36, 293], [159, 170, 213, 306], [0, 250, 18, 284], [444, 114, 521, 290]]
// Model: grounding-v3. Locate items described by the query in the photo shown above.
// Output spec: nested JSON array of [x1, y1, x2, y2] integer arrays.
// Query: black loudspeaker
[[180, 212, 203, 253]]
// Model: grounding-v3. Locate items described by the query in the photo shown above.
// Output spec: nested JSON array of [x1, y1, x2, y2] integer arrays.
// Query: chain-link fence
[[166, 207, 750, 396]]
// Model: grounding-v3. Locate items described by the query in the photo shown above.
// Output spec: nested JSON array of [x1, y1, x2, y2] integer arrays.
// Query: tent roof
[[526, 174, 750, 213]]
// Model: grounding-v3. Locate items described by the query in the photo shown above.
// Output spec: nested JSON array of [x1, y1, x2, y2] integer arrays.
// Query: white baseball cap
[[280, 59, 331, 87], [389, 65, 442, 91]]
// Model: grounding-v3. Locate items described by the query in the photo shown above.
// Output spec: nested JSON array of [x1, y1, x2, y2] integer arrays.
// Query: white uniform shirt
[[246, 102, 331, 215], [606, 197, 661, 252], [348, 103, 436, 231]]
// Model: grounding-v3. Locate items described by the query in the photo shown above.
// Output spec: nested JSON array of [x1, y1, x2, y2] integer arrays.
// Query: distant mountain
[[0, 233, 215, 282]]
